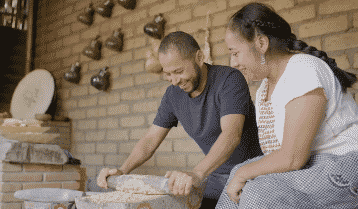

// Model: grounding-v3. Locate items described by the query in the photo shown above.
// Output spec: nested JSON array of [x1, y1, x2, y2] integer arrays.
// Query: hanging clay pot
[[77, 3, 95, 26], [145, 37, 162, 74], [96, 0, 114, 18], [145, 50, 162, 74], [82, 35, 102, 60], [105, 28, 124, 52], [117, 0, 136, 10], [63, 62, 81, 84], [203, 12, 213, 64], [91, 67, 110, 91], [150, 38, 161, 54], [144, 13, 166, 40]]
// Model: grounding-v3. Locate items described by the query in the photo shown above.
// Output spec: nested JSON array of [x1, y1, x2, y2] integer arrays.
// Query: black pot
[[96, 0, 115, 18], [77, 3, 95, 26], [144, 13, 166, 39], [105, 29, 124, 52], [91, 67, 110, 91], [63, 62, 81, 84], [82, 36, 102, 60], [117, 0, 136, 10]]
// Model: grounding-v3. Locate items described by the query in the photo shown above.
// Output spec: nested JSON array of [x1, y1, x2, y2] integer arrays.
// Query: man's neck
[[189, 64, 208, 98]]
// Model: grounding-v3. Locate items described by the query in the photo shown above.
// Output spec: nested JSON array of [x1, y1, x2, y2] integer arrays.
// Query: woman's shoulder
[[287, 54, 331, 72], [284, 53, 334, 82]]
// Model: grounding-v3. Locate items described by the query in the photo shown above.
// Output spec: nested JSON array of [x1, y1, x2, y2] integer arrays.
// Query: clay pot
[[117, 0, 136, 10], [82, 36, 102, 60], [144, 13, 166, 39], [145, 50, 162, 74], [105, 29, 124, 52], [150, 38, 161, 54], [96, 0, 114, 18], [77, 3, 95, 26], [63, 62, 81, 84], [91, 67, 110, 91]]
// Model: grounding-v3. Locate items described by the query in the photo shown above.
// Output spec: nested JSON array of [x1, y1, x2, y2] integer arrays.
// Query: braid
[[289, 36, 357, 93], [245, 19, 280, 29]]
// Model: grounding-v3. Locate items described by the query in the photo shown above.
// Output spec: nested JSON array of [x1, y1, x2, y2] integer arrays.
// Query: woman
[[216, 2, 358, 209]]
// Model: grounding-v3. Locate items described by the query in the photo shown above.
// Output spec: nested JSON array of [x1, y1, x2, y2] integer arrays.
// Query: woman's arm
[[234, 88, 327, 181]]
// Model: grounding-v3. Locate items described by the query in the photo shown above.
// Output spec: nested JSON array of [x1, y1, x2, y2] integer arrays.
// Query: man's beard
[[188, 63, 202, 94]]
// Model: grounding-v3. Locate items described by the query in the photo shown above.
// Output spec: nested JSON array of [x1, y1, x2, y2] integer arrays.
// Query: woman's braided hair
[[228, 2, 357, 93]]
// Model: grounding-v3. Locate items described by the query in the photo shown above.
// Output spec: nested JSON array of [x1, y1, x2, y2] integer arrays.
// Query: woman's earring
[[261, 54, 266, 65]]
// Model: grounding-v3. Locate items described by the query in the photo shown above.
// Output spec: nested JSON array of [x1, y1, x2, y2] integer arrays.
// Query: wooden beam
[[25, 0, 33, 74]]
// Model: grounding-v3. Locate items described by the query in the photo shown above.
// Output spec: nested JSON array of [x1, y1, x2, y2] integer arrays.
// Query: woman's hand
[[226, 176, 247, 203]]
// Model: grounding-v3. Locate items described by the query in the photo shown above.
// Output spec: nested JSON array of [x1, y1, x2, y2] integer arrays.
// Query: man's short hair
[[158, 31, 201, 60]]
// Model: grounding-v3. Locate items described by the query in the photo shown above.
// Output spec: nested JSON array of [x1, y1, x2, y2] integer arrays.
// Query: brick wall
[[0, 162, 85, 209], [33, 0, 358, 183]]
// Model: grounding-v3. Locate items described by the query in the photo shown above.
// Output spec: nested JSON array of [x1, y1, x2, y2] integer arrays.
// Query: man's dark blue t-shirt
[[153, 64, 263, 174]]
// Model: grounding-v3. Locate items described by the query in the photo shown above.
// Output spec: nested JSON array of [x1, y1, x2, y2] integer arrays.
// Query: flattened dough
[[88, 191, 164, 204], [116, 178, 167, 195]]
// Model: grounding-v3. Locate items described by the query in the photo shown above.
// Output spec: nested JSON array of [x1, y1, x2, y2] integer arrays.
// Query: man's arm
[[119, 124, 171, 174], [166, 114, 245, 196], [193, 114, 245, 178], [97, 124, 170, 189]]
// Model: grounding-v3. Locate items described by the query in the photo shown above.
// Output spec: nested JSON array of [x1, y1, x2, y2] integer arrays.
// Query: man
[[97, 31, 262, 208]]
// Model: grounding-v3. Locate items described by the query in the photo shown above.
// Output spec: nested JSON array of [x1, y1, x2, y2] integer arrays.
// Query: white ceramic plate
[[10, 69, 55, 119]]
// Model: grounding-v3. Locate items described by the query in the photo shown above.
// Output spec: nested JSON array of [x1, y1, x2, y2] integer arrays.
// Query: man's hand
[[97, 168, 123, 189], [165, 171, 203, 196]]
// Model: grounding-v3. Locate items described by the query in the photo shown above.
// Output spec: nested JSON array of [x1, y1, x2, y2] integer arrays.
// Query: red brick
[[0, 202, 22, 209], [0, 192, 21, 202], [0, 163, 22, 172], [266, 0, 295, 11], [0, 183, 22, 193], [23, 164, 63, 172], [319, 0, 358, 14], [123, 9, 148, 25], [149, 0, 176, 16], [62, 181, 80, 190], [167, 9, 192, 25], [0, 173, 42, 182], [156, 154, 186, 167], [84, 155, 104, 165], [105, 155, 128, 166], [299, 15, 348, 38], [22, 182, 62, 190], [323, 32, 358, 51], [174, 140, 202, 152], [120, 116, 145, 127], [279, 5, 316, 24], [193, 0, 227, 17], [44, 172, 81, 181], [133, 101, 159, 113], [188, 153, 205, 167]]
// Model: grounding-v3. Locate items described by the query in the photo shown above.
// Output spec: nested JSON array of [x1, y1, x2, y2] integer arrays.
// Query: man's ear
[[195, 50, 205, 67], [254, 35, 269, 55]]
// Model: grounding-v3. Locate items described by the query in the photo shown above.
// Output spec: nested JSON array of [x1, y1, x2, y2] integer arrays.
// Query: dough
[[116, 178, 167, 195], [88, 191, 163, 204]]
